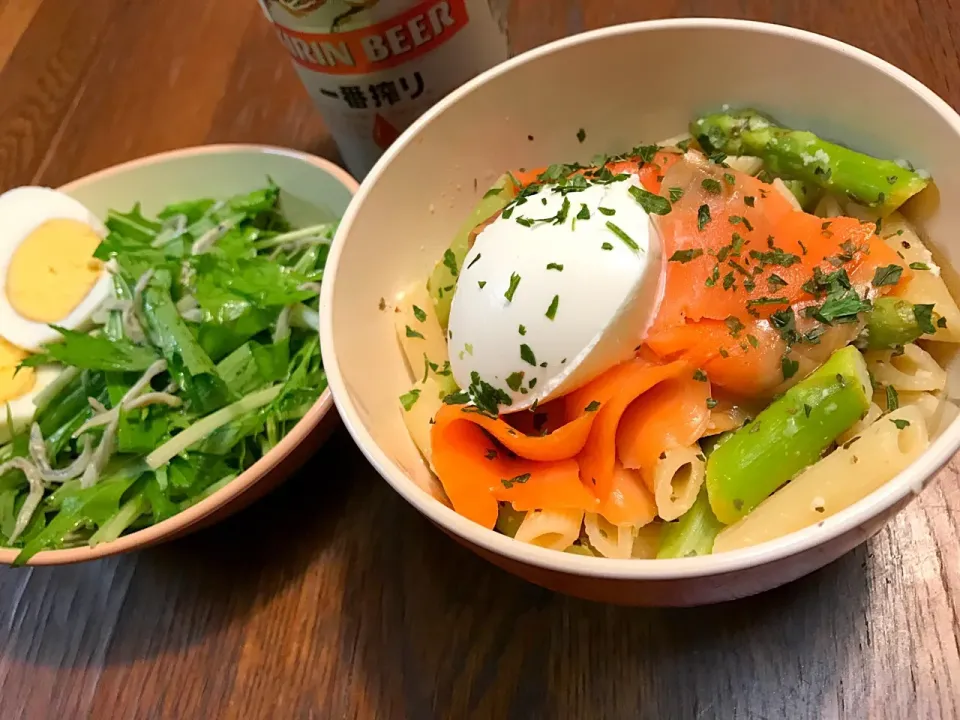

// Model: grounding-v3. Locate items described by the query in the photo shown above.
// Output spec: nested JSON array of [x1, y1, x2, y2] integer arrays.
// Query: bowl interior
[[62, 145, 356, 227], [324, 20, 960, 576], [1, 145, 358, 565]]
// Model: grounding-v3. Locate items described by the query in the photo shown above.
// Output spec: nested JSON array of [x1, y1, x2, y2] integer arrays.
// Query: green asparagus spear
[[858, 297, 936, 349], [495, 502, 525, 538], [657, 487, 725, 559], [781, 179, 820, 212], [691, 109, 929, 215], [699, 430, 733, 458], [428, 173, 518, 329], [706, 346, 872, 524]]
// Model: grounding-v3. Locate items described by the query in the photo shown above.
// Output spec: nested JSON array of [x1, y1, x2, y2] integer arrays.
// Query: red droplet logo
[[373, 113, 400, 150]]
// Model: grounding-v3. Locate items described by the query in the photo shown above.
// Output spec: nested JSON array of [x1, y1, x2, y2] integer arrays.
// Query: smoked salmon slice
[[510, 150, 681, 194], [651, 157, 908, 332], [432, 404, 594, 463], [616, 374, 712, 480], [598, 462, 658, 528], [431, 411, 597, 529], [566, 358, 690, 504]]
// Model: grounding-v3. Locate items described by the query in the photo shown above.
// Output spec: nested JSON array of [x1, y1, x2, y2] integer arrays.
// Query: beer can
[[256, 0, 510, 178]]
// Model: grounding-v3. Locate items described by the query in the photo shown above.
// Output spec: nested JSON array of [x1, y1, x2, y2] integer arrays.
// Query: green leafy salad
[[0, 183, 333, 564]]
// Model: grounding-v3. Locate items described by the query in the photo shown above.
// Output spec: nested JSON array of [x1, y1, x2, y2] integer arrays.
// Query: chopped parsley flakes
[[501, 473, 531, 489], [697, 204, 711, 231], [505, 371, 525, 392], [399, 388, 421, 411], [701, 178, 722, 195], [520, 343, 537, 366], [781, 356, 799, 380], [628, 185, 672, 215], [545, 295, 560, 320], [669, 248, 704, 263], [872, 264, 903, 287], [605, 221, 639, 251], [442, 248, 459, 277], [504, 272, 521, 302]]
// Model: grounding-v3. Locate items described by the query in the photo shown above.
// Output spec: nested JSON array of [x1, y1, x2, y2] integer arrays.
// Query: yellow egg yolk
[[6, 218, 103, 323], [0, 336, 35, 403]]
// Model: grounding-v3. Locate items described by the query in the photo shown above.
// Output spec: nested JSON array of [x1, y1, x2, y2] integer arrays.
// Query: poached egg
[[448, 176, 663, 412], [0, 186, 111, 352]]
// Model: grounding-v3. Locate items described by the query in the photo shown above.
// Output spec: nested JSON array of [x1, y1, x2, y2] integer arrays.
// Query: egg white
[[0, 364, 61, 444], [0, 186, 111, 352], [449, 177, 663, 411]]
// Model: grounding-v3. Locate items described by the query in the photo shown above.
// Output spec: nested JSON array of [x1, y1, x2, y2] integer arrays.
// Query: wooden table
[[2, 1, 960, 718]]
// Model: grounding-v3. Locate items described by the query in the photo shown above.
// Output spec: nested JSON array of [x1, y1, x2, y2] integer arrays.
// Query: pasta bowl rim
[[0, 143, 359, 566], [321, 18, 960, 580]]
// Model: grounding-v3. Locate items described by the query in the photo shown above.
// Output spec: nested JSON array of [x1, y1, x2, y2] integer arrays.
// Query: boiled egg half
[[0, 336, 60, 443], [448, 176, 663, 412], [0, 186, 111, 352]]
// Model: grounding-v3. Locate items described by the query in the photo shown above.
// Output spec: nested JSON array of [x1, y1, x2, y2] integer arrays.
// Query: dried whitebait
[[29, 424, 93, 484], [0, 458, 45, 543]]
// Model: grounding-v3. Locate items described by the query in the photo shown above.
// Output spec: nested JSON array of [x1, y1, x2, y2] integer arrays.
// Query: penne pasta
[[657, 132, 694, 153], [814, 193, 844, 218], [583, 512, 636, 558], [837, 402, 882, 445], [840, 199, 880, 222], [704, 401, 748, 436], [896, 391, 958, 438], [880, 214, 960, 343], [724, 155, 764, 176], [713, 406, 929, 553], [631, 521, 663, 558], [394, 281, 453, 385], [865, 343, 947, 393], [881, 213, 941, 275], [652, 445, 706, 521], [399, 376, 447, 466], [514, 508, 584, 551], [772, 178, 802, 211]]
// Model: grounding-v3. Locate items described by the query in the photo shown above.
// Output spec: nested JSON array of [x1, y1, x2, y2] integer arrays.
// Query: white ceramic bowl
[[0, 144, 358, 566], [321, 19, 960, 605]]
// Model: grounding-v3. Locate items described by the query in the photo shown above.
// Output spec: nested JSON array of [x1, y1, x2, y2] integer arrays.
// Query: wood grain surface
[[1, 1, 960, 718]]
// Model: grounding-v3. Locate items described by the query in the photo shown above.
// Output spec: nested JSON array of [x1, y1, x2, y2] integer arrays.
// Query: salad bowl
[[321, 19, 960, 605], [0, 144, 357, 566]]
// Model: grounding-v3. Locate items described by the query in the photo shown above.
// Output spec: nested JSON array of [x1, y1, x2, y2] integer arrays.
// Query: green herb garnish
[[628, 185, 672, 216], [504, 273, 521, 302], [506, 372, 525, 392], [520, 344, 537, 366], [399, 389, 421, 411], [605, 221, 639, 251], [872, 264, 904, 287], [697, 204, 711, 231], [701, 178, 722, 195], [546, 295, 560, 320], [669, 249, 704, 263]]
